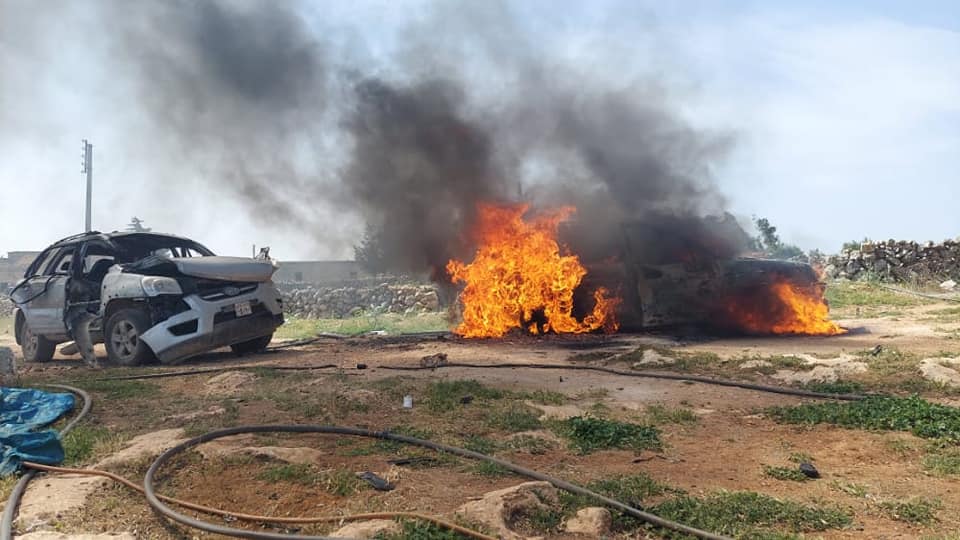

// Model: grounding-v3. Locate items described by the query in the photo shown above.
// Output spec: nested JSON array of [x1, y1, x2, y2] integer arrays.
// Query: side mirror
[[9, 279, 34, 304]]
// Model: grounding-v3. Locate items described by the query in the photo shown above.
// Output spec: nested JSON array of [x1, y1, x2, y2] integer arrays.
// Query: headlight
[[141, 276, 182, 296]]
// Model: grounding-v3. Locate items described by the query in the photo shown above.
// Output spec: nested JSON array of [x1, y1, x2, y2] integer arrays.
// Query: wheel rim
[[23, 325, 38, 359], [111, 320, 139, 362]]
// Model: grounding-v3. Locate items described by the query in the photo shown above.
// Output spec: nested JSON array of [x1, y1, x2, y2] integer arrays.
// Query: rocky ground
[[826, 239, 960, 285], [1, 282, 960, 539], [280, 283, 443, 319]]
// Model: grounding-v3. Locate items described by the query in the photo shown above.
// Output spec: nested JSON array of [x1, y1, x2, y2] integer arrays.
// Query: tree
[[354, 228, 389, 274], [753, 217, 806, 261]]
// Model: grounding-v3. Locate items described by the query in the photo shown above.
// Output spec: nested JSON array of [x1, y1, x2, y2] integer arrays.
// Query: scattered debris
[[402, 395, 414, 409], [799, 462, 820, 479], [870, 345, 884, 357], [564, 507, 612, 536], [460, 395, 474, 404], [356, 471, 395, 491], [420, 352, 448, 368], [456, 481, 559, 540]]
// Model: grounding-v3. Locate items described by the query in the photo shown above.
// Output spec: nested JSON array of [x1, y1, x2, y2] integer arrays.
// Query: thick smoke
[[96, 0, 743, 273]]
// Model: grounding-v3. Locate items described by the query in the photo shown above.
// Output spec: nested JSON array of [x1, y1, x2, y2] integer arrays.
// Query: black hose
[[144, 425, 731, 540], [0, 384, 91, 540], [380, 362, 869, 401], [91, 364, 338, 382]]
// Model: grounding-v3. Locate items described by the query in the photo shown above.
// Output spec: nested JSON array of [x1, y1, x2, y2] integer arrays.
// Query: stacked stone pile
[[0, 296, 14, 317], [280, 282, 443, 319], [825, 240, 960, 282]]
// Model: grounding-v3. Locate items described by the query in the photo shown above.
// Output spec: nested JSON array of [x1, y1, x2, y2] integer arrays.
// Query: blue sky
[[0, 0, 957, 258]]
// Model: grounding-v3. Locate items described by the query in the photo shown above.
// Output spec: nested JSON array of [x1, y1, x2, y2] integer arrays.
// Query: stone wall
[[825, 240, 960, 282], [0, 296, 14, 318], [280, 282, 443, 319]]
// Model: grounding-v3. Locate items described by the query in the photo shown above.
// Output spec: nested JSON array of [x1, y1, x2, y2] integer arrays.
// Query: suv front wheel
[[20, 321, 56, 362], [104, 308, 156, 366], [230, 334, 273, 356]]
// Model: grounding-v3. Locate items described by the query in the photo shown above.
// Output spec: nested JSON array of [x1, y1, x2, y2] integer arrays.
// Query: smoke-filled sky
[[1, 0, 957, 262]]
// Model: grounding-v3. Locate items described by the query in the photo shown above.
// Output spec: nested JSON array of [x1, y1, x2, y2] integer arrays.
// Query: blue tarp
[[0, 387, 75, 476]]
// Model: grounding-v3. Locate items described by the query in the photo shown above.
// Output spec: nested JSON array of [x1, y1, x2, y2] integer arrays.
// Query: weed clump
[[553, 416, 660, 454], [426, 380, 504, 412], [766, 395, 960, 440], [763, 465, 810, 482]]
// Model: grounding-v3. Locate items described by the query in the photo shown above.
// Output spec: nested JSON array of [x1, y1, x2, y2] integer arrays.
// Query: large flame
[[446, 203, 619, 338], [724, 279, 846, 336]]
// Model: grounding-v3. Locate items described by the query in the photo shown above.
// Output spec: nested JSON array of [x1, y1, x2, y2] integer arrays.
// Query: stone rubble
[[825, 239, 960, 282], [280, 282, 443, 319]]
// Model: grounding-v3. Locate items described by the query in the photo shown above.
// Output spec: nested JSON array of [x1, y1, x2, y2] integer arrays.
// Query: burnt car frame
[[9, 231, 284, 365]]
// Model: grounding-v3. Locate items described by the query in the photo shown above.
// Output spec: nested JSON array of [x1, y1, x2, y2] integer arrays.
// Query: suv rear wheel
[[230, 334, 272, 356], [20, 322, 56, 362], [105, 308, 155, 366]]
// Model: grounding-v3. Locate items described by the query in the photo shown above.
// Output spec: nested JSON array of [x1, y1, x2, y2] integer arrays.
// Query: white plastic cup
[[402, 395, 413, 409]]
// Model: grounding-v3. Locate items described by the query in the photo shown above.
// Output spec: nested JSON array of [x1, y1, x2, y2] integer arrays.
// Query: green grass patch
[[375, 520, 476, 540], [374, 426, 434, 453], [763, 465, 810, 482], [788, 452, 814, 464], [802, 380, 865, 394], [856, 347, 920, 376], [923, 443, 960, 476], [256, 464, 363, 496], [519, 389, 568, 405], [469, 460, 514, 477], [461, 435, 498, 454], [62, 425, 118, 466], [650, 491, 851, 538], [825, 282, 930, 309], [504, 435, 557, 455], [644, 404, 699, 425], [879, 498, 940, 524], [766, 395, 960, 440], [425, 380, 504, 412], [486, 403, 542, 432], [276, 313, 448, 340], [70, 379, 160, 400], [553, 416, 661, 454]]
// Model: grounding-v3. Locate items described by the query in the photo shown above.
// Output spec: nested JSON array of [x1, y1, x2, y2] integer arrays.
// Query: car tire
[[104, 308, 155, 366], [20, 322, 56, 362], [230, 334, 273, 356]]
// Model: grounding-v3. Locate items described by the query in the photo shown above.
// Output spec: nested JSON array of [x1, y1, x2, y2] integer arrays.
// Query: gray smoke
[[91, 0, 742, 274]]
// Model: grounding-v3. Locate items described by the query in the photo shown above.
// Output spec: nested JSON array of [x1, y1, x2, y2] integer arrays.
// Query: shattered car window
[[111, 235, 214, 263]]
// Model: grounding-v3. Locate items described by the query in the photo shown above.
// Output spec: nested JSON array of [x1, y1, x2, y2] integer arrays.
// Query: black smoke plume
[[95, 0, 743, 272]]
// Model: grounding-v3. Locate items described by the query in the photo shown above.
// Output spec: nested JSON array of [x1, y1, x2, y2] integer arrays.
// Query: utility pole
[[81, 140, 93, 232]]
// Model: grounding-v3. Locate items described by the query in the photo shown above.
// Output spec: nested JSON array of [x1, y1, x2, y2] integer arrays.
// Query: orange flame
[[446, 203, 619, 338], [725, 280, 846, 336]]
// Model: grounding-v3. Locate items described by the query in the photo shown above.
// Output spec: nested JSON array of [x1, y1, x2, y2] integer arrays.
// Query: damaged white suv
[[9, 231, 284, 365]]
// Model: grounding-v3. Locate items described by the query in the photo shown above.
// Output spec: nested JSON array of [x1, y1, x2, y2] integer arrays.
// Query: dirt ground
[[2, 288, 960, 539]]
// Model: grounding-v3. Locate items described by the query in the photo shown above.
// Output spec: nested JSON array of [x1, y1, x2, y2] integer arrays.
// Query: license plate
[[234, 301, 252, 317]]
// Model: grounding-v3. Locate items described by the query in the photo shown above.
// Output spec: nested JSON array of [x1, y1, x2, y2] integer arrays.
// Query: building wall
[[273, 260, 370, 284]]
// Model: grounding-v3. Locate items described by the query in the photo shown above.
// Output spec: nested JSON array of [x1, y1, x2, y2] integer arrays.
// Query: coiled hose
[[0, 384, 91, 540], [144, 425, 732, 540]]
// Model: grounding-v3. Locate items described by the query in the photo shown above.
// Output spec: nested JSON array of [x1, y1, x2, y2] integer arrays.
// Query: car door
[[12, 246, 76, 336]]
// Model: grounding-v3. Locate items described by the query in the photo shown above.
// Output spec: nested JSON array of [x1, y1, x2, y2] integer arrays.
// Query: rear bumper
[[140, 283, 284, 364]]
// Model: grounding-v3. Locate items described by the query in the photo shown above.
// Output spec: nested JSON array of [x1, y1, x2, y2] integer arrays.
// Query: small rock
[[633, 349, 674, 367], [799, 462, 820, 479], [941, 279, 957, 291], [564, 507, 612, 536], [330, 519, 402, 539]]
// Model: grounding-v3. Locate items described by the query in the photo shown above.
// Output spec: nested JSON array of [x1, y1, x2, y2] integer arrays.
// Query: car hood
[[172, 257, 277, 282]]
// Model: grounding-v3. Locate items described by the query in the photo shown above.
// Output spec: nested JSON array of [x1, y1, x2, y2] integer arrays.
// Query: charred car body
[[569, 214, 823, 332], [9, 231, 284, 365]]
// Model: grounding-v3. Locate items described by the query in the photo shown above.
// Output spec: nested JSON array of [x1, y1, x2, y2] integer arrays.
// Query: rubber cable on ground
[[19, 462, 493, 540], [0, 384, 91, 540], [380, 362, 869, 401], [144, 425, 732, 540], [91, 364, 338, 382]]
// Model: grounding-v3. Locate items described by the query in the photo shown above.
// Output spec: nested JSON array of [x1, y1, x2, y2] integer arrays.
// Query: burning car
[[9, 231, 284, 365]]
